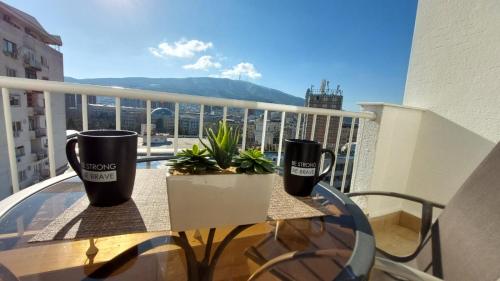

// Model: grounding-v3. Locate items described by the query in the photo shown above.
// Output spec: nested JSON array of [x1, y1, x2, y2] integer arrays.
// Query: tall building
[[66, 104, 146, 132], [255, 113, 296, 152], [0, 2, 66, 199], [303, 80, 343, 148]]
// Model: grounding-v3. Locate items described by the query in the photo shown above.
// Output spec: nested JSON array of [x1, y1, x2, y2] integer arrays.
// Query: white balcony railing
[[0, 77, 376, 194]]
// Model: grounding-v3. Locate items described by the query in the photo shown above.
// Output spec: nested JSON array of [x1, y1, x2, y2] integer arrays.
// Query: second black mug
[[283, 139, 335, 196], [66, 130, 138, 206]]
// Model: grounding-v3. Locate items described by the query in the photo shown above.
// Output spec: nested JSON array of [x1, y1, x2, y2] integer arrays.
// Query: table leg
[[203, 224, 253, 281], [85, 225, 253, 281]]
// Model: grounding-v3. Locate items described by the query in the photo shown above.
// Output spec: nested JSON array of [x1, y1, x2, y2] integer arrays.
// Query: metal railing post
[[295, 113, 302, 139], [277, 111, 286, 166], [310, 114, 317, 141], [146, 100, 151, 156], [199, 105, 204, 139], [320, 115, 331, 171], [2, 88, 19, 192], [174, 102, 179, 154], [115, 97, 121, 130], [81, 94, 88, 131], [341, 118, 356, 193], [43, 91, 56, 177], [242, 108, 248, 150], [260, 110, 268, 153], [330, 116, 344, 187]]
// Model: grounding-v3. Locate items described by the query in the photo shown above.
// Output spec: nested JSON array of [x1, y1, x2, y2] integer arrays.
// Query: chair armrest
[[347, 191, 444, 263], [373, 257, 443, 281], [347, 191, 445, 209]]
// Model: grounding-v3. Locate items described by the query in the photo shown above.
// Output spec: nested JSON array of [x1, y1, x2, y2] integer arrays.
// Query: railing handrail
[[0, 77, 375, 119], [1, 75, 374, 198]]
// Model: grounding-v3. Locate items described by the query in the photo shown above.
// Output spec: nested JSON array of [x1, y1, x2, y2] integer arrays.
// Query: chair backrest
[[416, 141, 500, 281]]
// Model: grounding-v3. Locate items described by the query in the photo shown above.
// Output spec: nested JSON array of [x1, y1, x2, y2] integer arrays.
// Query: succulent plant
[[169, 144, 220, 174], [233, 149, 275, 174], [200, 121, 240, 169]]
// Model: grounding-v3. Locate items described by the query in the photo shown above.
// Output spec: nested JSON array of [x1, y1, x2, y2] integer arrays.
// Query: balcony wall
[[353, 103, 496, 217], [352, 104, 424, 217], [353, 0, 500, 218]]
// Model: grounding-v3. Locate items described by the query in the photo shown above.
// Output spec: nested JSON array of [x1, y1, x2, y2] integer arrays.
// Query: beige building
[[0, 2, 66, 199], [303, 80, 343, 145]]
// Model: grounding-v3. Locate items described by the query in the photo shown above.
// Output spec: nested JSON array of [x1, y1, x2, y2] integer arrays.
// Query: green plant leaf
[[240, 160, 252, 169], [254, 165, 264, 174]]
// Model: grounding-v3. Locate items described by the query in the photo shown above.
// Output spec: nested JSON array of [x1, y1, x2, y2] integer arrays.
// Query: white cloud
[[219, 62, 262, 80], [183, 55, 221, 70], [149, 38, 213, 58]]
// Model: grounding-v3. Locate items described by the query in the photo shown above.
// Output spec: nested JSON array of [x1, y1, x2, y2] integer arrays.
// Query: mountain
[[64, 77, 304, 106]]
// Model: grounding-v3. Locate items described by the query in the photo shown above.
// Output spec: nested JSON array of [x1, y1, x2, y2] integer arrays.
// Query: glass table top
[[0, 169, 373, 281]]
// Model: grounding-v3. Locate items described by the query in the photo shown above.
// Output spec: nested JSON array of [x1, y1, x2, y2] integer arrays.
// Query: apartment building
[[303, 80, 343, 147], [254, 112, 296, 152], [0, 2, 66, 199], [66, 103, 147, 132]]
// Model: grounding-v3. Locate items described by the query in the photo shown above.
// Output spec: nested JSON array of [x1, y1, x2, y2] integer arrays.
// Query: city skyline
[[4, 0, 418, 111]]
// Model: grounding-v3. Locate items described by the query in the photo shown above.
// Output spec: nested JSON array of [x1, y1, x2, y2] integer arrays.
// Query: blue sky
[[7, 0, 417, 111]]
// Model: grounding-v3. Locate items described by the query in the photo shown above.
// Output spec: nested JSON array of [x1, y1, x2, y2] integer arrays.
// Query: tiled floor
[[369, 211, 420, 257]]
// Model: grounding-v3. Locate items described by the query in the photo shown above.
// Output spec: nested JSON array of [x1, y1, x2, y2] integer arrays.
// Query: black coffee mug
[[283, 139, 335, 196], [66, 130, 138, 206]]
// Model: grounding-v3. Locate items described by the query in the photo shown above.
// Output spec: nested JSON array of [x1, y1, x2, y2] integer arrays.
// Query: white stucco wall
[[353, 104, 424, 217], [402, 0, 499, 212], [404, 0, 500, 142], [354, 0, 500, 217]]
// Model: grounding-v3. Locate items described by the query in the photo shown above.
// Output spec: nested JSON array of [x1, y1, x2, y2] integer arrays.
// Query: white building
[[0, 2, 66, 199]]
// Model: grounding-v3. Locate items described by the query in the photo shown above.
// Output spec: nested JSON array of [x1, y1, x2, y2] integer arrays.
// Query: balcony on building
[[0, 0, 499, 280]]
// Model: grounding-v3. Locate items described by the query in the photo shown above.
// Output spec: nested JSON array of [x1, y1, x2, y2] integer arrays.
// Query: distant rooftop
[[306, 79, 343, 96], [0, 1, 62, 46]]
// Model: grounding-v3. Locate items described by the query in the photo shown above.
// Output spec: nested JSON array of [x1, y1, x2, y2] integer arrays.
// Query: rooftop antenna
[[335, 84, 343, 96], [320, 79, 327, 95]]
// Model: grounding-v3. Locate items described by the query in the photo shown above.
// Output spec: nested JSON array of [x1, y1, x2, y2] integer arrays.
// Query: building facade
[[0, 2, 66, 199], [66, 104, 147, 133], [303, 80, 343, 149], [254, 113, 296, 152]]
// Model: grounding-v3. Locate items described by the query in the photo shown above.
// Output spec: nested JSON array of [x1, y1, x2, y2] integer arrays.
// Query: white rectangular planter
[[166, 172, 275, 231]]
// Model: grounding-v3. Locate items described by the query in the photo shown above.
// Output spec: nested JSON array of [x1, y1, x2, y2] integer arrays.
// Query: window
[[3, 39, 17, 58], [40, 56, 48, 68], [65, 94, 78, 109], [272, 136, 280, 144], [12, 121, 22, 137], [3, 14, 19, 29], [25, 68, 36, 79], [18, 170, 27, 182], [15, 146, 25, 157], [12, 121, 23, 132], [29, 117, 35, 130], [9, 94, 20, 106], [3, 14, 12, 23], [6, 67, 16, 77]]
